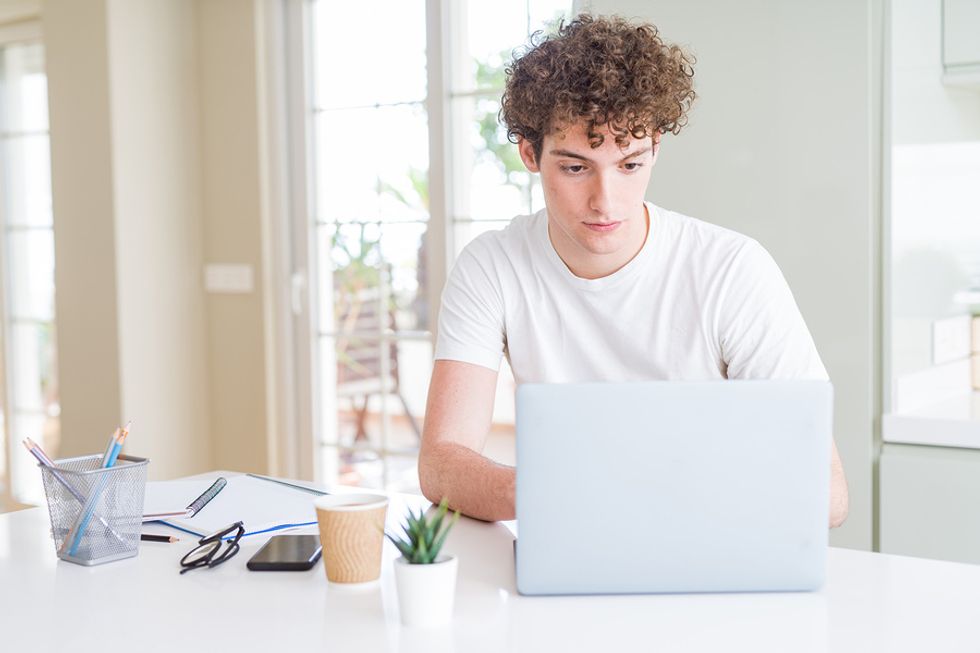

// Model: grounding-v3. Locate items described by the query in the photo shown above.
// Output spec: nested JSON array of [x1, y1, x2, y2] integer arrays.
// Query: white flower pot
[[393, 554, 458, 627]]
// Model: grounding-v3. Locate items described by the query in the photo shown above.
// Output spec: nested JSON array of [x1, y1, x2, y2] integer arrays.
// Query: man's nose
[[589, 171, 615, 216]]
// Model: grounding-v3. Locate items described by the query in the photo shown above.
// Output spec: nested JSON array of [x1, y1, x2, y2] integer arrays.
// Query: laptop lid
[[515, 380, 833, 595]]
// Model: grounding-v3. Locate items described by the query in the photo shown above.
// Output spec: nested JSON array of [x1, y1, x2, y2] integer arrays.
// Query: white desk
[[3, 476, 980, 652]]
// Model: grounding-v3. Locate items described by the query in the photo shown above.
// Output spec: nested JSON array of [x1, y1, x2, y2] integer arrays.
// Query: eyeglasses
[[179, 521, 244, 574]]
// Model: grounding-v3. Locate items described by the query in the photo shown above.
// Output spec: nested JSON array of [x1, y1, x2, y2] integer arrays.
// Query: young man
[[418, 15, 849, 527]]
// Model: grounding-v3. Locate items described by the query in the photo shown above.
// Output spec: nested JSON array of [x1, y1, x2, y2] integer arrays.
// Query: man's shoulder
[[655, 204, 759, 255], [654, 205, 789, 302], [456, 211, 540, 263]]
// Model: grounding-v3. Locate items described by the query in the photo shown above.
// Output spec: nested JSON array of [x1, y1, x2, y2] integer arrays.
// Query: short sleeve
[[718, 241, 828, 381], [433, 241, 506, 371]]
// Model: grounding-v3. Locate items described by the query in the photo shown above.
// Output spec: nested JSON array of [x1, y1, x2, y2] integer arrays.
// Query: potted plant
[[386, 497, 461, 627]]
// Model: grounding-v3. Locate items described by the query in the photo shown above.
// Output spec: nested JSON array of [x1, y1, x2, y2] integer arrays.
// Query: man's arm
[[418, 360, 516, 521], [829, 439, 848, 528]]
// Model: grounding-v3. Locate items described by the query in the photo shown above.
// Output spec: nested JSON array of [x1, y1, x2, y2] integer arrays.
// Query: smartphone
[[247, 534, 322, 571]]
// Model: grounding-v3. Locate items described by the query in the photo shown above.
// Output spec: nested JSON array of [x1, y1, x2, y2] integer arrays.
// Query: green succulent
[[386, 497, 460, 564]]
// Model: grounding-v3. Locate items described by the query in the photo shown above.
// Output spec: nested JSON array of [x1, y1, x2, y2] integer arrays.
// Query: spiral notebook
[[144, 474, 327, 538]]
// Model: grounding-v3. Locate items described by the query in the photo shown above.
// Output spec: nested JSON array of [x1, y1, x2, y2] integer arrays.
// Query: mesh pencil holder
[[39, 454, 149, 566]]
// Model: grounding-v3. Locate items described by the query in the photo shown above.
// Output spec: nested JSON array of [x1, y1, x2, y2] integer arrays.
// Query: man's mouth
[[583, 221, 621, 233]]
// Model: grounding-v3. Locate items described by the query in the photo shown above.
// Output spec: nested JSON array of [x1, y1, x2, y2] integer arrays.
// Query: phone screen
[[247, 534, 322, 571]]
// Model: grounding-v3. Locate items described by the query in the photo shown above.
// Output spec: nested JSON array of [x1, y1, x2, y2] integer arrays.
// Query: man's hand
[[418, 360, 516, 521]]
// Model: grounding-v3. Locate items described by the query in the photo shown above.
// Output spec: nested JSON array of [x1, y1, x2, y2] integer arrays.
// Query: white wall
[[44, 0, 124, 458], [585, 0, 881, 550], [105, 0, 210, 479], [41, 0, 272, 480], [42, 0, 212, 479], [0, 0, 38, 23], [198, 0, 271, 476]]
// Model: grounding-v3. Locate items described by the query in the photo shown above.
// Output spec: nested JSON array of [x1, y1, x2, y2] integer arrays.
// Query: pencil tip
[[118, 420, 133, 443]]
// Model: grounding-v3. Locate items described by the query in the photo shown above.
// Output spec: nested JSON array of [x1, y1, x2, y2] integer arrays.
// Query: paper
[[144, 475, 319, 537]]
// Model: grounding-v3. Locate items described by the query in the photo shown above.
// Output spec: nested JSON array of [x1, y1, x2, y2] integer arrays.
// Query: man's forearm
[[418, 442, 516, 522], [829, 443, 849, 528]]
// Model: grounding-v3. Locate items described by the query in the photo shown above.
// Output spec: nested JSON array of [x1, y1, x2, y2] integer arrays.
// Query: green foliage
[[386, 497, 461, 564], [379, 167, 429, 212], [468, 14, 565, 188], [372, 13, 571, 217], [331, 223, 381, 294], [474, 51, 529, 188], [330, 224, 394, 376]]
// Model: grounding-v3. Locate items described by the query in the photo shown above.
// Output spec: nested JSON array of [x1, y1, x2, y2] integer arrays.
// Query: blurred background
[[0, 0, 978, 563]]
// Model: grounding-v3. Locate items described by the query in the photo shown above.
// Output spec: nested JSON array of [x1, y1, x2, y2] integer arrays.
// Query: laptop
[[515, 380, 833, 595]]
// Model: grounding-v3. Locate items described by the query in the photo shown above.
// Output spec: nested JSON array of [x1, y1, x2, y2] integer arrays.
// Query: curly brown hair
[[501, 14, 696, 162]]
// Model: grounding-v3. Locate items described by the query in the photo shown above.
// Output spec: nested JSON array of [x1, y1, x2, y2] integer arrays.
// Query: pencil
[[104, 420, 132, 468], [99, 427, 122, 467], [141, 533, 179, 543]]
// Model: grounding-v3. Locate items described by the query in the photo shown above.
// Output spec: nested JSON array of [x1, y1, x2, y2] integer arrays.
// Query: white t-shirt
[[434, 203, 827, 384]]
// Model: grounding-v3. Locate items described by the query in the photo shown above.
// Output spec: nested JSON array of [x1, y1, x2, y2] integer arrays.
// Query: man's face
[[519, 122, 658, 278]]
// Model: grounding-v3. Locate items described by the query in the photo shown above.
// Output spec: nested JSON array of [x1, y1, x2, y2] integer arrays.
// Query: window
[[0, 36, 58, 509], [303, 1, 570, 490]]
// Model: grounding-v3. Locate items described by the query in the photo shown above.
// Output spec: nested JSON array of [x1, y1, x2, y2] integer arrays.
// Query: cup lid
[[315, 493, 388, 511]]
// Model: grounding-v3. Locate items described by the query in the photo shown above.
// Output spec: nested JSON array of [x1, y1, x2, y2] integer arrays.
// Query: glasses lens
[[182, 540, 220, 566]]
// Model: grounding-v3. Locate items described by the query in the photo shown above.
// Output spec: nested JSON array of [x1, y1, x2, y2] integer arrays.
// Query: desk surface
[[3, 476, 980, 653]]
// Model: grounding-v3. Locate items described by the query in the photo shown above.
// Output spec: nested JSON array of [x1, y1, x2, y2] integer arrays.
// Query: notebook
[[515, 380, 833, 595], [144, 474, 325, 538]]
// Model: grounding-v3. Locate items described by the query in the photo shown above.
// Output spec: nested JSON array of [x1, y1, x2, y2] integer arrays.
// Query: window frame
[[282, 0, 566, 489], [0, 18, 51, 509], [287, 0, 457, 488]]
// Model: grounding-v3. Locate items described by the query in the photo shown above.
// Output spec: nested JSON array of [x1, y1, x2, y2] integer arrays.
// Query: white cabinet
[[943, 0, 980, 80], [880, 443, 980, 564]]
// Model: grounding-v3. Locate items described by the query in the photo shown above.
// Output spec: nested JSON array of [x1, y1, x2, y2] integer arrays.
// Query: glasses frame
[[179, 521, 245, 574]]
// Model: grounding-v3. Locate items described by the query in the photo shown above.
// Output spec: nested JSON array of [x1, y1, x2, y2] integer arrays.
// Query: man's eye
[[561, 165, 586, 174], [623, 162, 644, 171]]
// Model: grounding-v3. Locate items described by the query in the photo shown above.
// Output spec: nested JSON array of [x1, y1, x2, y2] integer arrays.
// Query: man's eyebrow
[[549, 146, 652, 163], [621, 147, 652, 160]]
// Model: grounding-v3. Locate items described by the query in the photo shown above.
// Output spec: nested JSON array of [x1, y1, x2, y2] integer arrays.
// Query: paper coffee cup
[[315, 493, 389, 584]]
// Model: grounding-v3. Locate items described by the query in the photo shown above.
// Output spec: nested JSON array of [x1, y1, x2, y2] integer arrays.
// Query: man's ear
[[651, 131, 662, 166], [518, 137, 540, 173]]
